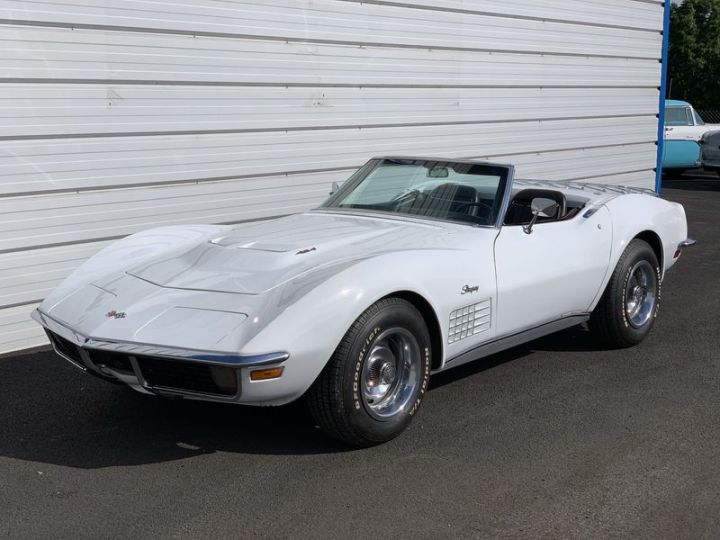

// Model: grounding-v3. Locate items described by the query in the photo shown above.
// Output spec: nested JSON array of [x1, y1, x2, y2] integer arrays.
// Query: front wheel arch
[[307, 296, 432, 446], [383, 291, 444, 370]]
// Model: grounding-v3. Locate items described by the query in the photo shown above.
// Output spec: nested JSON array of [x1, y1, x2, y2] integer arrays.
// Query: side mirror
[[523, 197, 559, 234], [531, 197, 559, 218]]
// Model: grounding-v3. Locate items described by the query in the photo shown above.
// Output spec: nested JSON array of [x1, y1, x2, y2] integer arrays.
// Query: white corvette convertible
[[33, 157, 693, 446]]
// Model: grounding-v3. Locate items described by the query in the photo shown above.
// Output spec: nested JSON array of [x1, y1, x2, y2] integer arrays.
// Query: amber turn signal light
[[250, 366, 284, 381]]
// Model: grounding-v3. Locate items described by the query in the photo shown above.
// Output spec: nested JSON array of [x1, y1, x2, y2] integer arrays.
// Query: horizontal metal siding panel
[[0, 116, 659, 196], [0, 304, 46, 354], [504, 144, 658, 183], [0, 171, 341, 252], [0, 85, 661, 137], [0, 241, 111, 307], [340, 0, 663, 30], [576, 169, 657, 188], [0, 143, 658, 249], [0, 0, 661, 58], [0, 26, 662, 87]]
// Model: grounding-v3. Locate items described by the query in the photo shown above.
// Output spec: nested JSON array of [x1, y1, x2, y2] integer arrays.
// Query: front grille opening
[[47, 331, 84, 366], [87, 349, 133, 373], [136, 356, 238, 396]]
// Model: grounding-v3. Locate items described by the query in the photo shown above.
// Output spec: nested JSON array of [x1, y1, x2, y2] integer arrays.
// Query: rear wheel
[[308, 297, 431, 447], [589, 239, 661, 348]]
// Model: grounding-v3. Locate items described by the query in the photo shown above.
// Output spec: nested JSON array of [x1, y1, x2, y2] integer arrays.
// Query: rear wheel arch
[[590, 237, 661, 348], [634, 230, 664, 277]]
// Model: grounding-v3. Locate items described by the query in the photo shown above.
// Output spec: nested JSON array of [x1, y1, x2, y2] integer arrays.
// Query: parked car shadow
[[0, 350, 348, 468], [0, 325, 602, 469], [430, 324, 604, 389]]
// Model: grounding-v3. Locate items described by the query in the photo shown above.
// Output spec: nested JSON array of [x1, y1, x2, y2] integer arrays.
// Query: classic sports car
[[33, 157, 693, 446]]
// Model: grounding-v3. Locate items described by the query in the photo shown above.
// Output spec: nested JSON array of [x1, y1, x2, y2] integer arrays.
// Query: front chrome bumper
[[32, 309, 289, 403]]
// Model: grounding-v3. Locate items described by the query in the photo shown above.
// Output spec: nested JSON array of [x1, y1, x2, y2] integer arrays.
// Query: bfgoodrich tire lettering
[[590, 238, 661, 348], [308, 297, 431, 447]]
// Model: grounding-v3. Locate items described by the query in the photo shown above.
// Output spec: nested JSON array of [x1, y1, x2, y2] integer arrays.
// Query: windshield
[[694, 109, 706, 126], [321, 158, 510, 226]]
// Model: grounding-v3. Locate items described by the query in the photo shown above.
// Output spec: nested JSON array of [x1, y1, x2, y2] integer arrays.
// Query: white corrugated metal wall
[[0, 0, 665, 354]]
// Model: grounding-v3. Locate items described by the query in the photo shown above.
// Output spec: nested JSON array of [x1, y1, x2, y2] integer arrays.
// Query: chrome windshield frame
[[319, 156, 515, 230]]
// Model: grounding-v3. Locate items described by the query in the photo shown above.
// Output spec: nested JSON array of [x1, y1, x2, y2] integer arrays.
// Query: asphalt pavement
[[1, 175, 718, 539]]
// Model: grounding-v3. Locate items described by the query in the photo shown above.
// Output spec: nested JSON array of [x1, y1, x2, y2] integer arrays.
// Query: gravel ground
[[1, 177, 718, 539]]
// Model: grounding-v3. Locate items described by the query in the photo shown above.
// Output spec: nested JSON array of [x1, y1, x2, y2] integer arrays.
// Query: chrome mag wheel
[[361, 328, 421, 420], [625, 260, 658, 328]]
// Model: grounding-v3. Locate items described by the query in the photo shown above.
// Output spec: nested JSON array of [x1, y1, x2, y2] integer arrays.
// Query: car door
[[665, 106, 706, 141], [493, 206, 612, 337], [663, 106, 704, 169]]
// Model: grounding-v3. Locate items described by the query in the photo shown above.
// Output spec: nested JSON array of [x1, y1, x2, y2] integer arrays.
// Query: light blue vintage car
[[662, 100, 718, 173]]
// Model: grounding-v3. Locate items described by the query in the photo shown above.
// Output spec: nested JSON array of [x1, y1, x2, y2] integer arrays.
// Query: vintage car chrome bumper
[[32, 309, 289, 403]]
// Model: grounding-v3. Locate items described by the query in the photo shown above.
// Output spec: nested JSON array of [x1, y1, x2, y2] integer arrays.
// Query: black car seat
[[420, 183, 480, 218]]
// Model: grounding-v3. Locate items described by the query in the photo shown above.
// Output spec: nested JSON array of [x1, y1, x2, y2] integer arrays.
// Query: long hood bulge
[[126, 213, 446, 294]]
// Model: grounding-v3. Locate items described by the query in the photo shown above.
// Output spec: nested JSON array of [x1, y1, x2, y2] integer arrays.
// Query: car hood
[[124, 211, 457, 295]]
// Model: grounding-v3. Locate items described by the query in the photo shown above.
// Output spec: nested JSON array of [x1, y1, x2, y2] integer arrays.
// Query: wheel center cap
[[379, 361, 396, 385], [633, 285, 646, 300]]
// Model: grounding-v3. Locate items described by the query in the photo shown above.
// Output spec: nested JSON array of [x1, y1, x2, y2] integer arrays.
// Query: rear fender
[[588, 195, 687, 310]]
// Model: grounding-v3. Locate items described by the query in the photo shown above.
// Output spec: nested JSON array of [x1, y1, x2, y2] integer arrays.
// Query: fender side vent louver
[[448, 300, 491, 344]]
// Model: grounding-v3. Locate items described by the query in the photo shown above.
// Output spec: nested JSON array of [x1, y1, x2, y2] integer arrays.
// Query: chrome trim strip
[[33, 309, 88, 348], [44, 330, 87, 373], [494, 165, 516, 229], [679, 238, 697, 248], [146, 384, 240, 401], [128, 356, 149, 386], [33, 308, 289, 368], [439, 314, 590, 372], [77, 346, 107, 377]]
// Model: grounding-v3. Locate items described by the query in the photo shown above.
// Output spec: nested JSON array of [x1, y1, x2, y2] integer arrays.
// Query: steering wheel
[[391, 189, 425, 210], [454, 201, 495, 221]]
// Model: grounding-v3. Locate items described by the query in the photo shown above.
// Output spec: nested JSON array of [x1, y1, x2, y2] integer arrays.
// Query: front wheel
[[589, 239, 661, 348], [307, 297, 431, 447]]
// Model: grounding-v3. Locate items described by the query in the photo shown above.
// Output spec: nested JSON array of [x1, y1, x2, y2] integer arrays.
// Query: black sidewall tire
[[309, 298, 432, 446], [342, 305, 431, 442], [591, 239, 661, 348]]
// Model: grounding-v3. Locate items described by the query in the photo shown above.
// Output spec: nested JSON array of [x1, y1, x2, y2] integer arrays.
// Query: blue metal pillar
[[655, 0, 672, 194]]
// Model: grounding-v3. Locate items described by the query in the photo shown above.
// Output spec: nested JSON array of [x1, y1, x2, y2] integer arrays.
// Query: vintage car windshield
[[321, 159, 509, 226]]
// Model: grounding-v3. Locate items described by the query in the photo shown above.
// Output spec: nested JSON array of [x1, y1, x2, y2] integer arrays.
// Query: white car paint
[[32, 163, 690, 406], [494, 205, 613, 335]]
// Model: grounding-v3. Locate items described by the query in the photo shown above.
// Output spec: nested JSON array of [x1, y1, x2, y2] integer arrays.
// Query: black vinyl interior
[[397, 183, 495, 224], [504, 188, 569, 226]]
